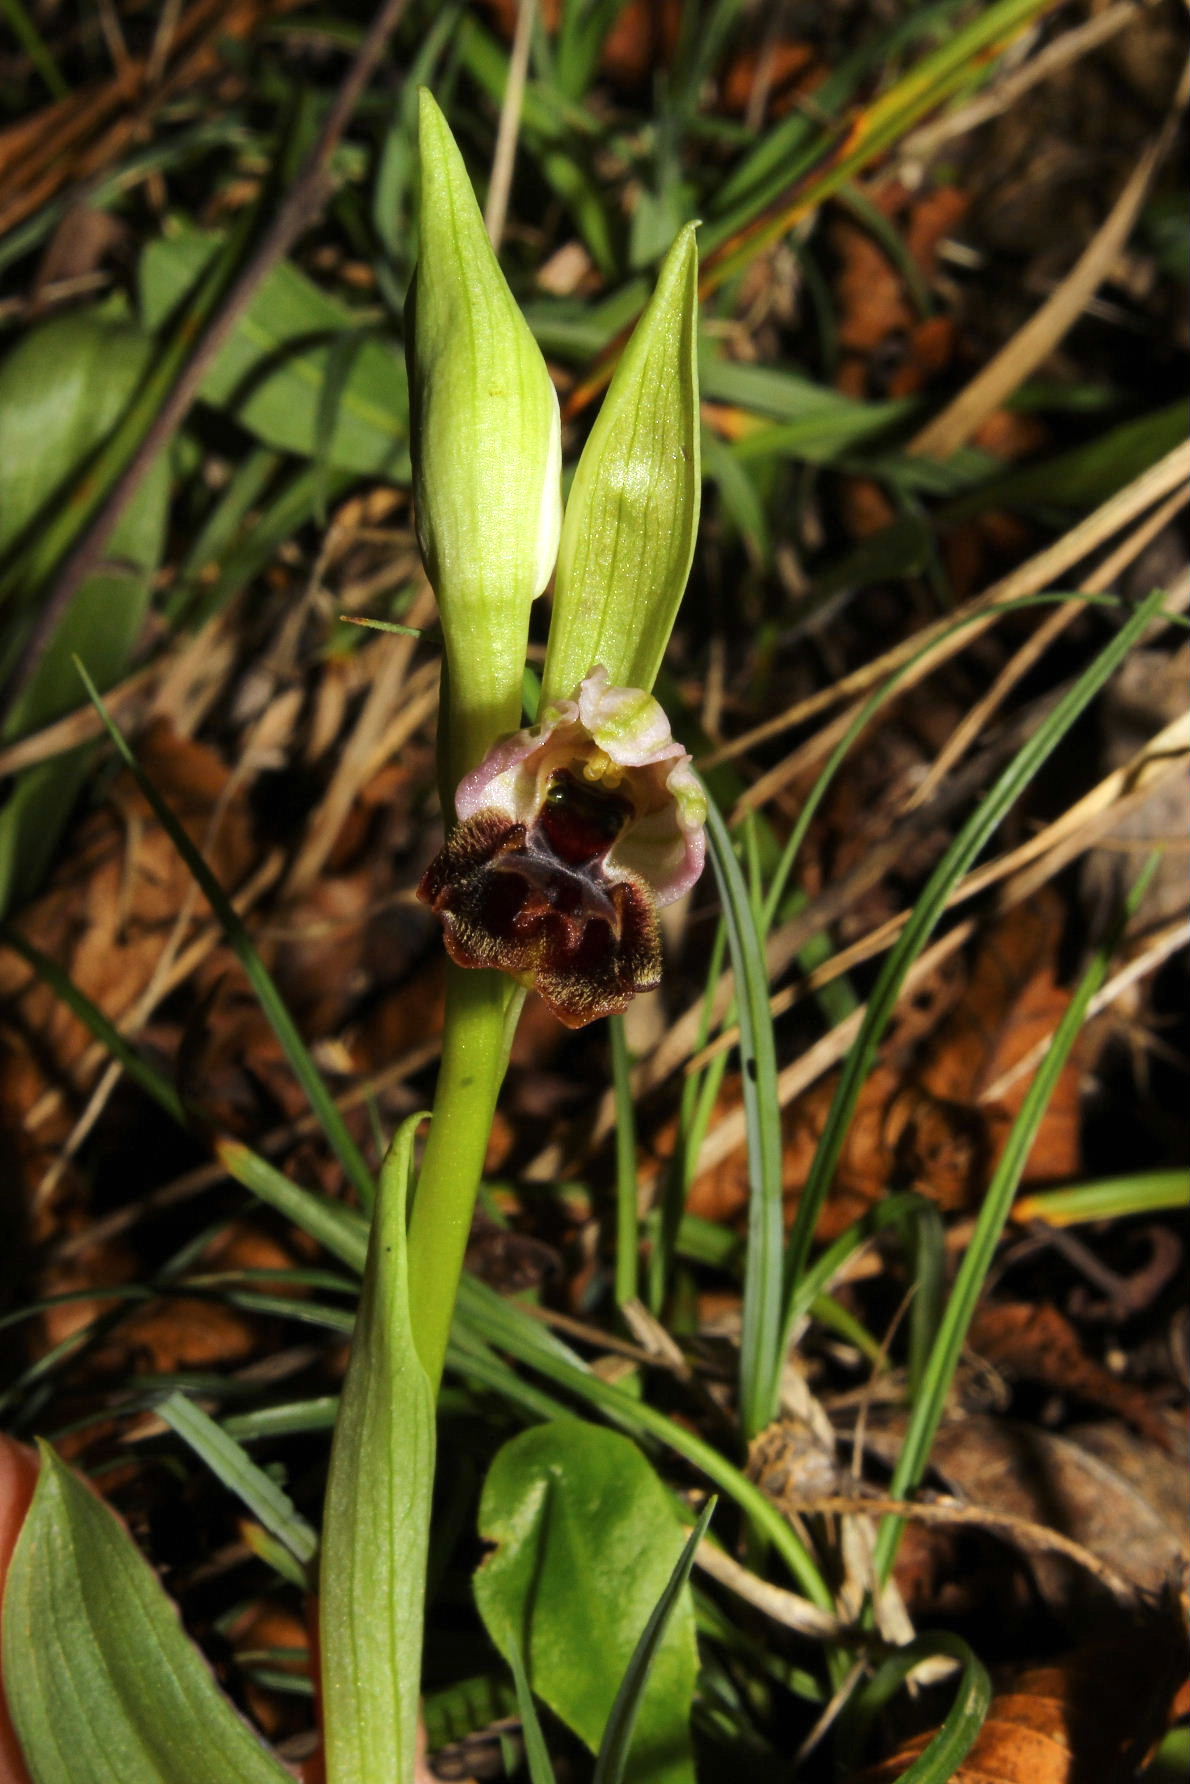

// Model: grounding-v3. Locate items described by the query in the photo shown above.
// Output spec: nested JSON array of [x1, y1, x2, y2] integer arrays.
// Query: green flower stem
[[406, 961, 516, 1390]]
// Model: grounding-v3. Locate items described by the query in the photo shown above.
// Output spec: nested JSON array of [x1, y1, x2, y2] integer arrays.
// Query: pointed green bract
[[319, 1112, 435, 1784], [2, 1446, 291, 1784], [410, 90, 562, 786], [543, 224, 701, 704]]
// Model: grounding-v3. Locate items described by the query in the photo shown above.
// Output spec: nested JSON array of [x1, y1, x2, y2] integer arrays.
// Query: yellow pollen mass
[[581, 750, 623, 788]]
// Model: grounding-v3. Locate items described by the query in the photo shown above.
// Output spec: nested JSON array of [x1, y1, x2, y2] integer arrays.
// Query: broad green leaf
[[543, 224, 700, 705], [0, 313, 168, 914], [138, 227, 410, 476], [2, 1445, 292, 1784], [474, 1419, 699, 1784], [319, 1113, 435, 1784]]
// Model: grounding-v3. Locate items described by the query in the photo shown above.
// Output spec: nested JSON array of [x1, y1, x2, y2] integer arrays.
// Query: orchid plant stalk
[[319, 91, 704, 1783], [402, 93, 702, 1392], [0, 90, 703, 1784]]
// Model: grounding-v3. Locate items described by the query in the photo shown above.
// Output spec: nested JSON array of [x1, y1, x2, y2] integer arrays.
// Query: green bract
[[542, 222, 701, 706], [409, 89, 562, 786], [319, 1114, 435, 1784]]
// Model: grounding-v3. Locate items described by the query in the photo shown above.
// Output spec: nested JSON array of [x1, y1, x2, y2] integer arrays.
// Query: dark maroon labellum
[[417, 776, 662, 1028]]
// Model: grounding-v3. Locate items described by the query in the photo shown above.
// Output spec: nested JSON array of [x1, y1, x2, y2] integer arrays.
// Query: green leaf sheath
[[320, 1114, 435, 1784]]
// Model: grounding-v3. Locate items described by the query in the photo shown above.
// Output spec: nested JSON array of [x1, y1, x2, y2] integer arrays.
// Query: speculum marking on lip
[[538, 769, 631, 866], [416, 779, 659, 1027]]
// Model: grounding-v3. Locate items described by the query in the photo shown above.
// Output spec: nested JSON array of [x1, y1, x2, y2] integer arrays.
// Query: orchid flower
[[419, 667, 706, 1026], [324, 94, 705, 1784]]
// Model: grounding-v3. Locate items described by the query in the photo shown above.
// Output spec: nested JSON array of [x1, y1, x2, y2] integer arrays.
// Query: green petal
[[543, 224, 700, 704]]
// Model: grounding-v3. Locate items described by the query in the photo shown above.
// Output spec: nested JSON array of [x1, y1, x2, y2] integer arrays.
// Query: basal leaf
[[0, 312, 169, 914], [139, 227, 409, 476], [474, 1420, 698, 1784], [2, 1446, 291, 1784]]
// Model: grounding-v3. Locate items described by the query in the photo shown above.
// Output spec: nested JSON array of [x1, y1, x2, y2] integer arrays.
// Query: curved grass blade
[[704, 792, 783, 1439], [455, 1276, 833, 1613], [684, 593, 1116, 1423], [75, 661, 375, 1207], [873, 854, 1163, 1583], [445, 1336, 573, 1425], [591, 1499, 716, 1784], [156, 1390, 317, 1576], [851, 1632, 991, 1784], [780, 583, 1171, 1406]]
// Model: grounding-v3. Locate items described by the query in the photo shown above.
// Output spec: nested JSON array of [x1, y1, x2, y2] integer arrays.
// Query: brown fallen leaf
[[854, 1612, 1188, 1783], [0, 0, 307, 242], [862, 1410, 1188, 1619], [719, 41, 822, 119], [969, 1300, 1170, 1447], [833, 182, 968, 394], [683, 889, 1086, 1242], [920, 890, 1083, 1181]]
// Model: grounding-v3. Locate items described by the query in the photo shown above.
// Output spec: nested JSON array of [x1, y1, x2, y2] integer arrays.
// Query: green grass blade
[[609, 1014, 639, 1310], [0, 0, 68, 96], [1013, 1167, 1190, 1225], [874, 855, 1163, 1582], [222, 1396, 340, 1441], [75, 662, 375, 1208], [591, 1500, 716, 1784], [649, 918, 728, 1314], [704, 792, 784, 1439], [702, 0, 1061, 292], [851, 1633, 991, 1784], [0, 926, 186, 1124], [215, 1138, 368, 1273], [445, 1335, 574, 1424], [455, 1278, 833, 1611], [506, 1634, 560, 1784], [155, 1390, 318, 1575], [780, 583, 1171, 1409]]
